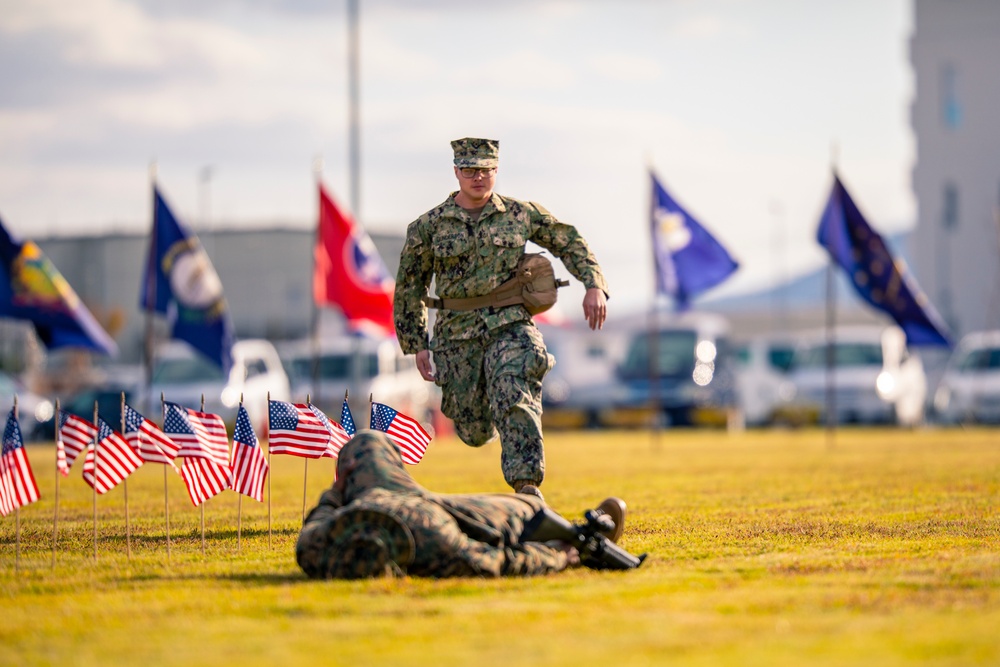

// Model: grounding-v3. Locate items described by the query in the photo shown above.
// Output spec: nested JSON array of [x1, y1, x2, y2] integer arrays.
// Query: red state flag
[[314, 184, 395, 336]]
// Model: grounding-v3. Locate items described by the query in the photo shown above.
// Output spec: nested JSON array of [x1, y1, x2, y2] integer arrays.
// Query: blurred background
[[1, 0, 999, 437]]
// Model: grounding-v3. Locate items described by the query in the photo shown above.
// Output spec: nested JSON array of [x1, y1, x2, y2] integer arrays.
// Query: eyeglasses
[[458, 167, 496, 179]]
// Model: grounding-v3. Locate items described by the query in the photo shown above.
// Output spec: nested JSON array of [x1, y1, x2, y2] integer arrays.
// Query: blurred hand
[[583, 287, 607, 330], [547, 540, 581, 567], [416, 349, 435, 382]]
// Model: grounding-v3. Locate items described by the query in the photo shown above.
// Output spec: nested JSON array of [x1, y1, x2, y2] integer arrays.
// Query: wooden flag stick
[[164, 466, 170, 558], [161, 393, 171, 559], [14, 397, 20, 573], [237, 394, 244, 554], [52, 398, 61, 568], [200, 393, 206, 556], [302, 459, 309, 523], [92, 400, 99, 562], [238, 493, 243, 554], [302, 394, 311, 523], [267, 391, 272, 549], [121, 393, 131, 561]]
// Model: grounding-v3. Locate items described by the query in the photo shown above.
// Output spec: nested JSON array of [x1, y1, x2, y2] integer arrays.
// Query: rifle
[[520, 506, 647, 571]]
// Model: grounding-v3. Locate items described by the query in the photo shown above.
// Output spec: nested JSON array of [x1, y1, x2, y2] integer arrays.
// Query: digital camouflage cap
[[296, 505, 416, 579], [452, 137, 499, 168]]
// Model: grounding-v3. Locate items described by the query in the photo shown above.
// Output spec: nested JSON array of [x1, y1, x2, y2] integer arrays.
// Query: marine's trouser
[[432, 321, 553, 488]]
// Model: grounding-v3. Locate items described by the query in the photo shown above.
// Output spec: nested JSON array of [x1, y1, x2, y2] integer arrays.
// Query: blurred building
[[910, 0, 1000, 338], [34, 226, 405, 364]]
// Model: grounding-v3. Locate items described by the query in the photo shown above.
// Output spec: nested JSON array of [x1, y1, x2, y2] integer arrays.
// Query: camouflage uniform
[[394, 138, 608, 489], [296, 430, 572, 578]]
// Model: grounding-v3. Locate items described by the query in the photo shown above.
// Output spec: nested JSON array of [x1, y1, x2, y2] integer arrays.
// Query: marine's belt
[[421, 282, 524, 312]]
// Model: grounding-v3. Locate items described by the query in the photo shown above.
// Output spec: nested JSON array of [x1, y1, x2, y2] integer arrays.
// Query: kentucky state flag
[[314, 184, 395, 336], [0, 214, 117, 355], [817, 174, 951, 347], [140, 186, 235, 371], [650, 171, 738, 310]]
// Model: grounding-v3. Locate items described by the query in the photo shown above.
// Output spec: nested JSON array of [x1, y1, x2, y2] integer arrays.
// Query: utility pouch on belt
[[422, 253, 570, 316]]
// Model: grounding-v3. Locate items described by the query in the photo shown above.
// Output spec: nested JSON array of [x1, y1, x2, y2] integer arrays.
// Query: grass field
[[1, 427, 998, 666]]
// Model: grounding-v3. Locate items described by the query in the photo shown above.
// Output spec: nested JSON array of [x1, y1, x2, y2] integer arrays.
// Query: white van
[[783, 325, 926, 427], [144, 339, 291, 431], [932, 330, 1000, 424], [278, 336, 433, 429]]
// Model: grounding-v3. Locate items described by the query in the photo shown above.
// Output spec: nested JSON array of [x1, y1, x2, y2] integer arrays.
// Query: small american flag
[[268, 400, 350, 459], [81, 417, 144, 495], [123, 403, 179, 467], [370, 402, 431, 465], [57, 411, 97, 476], [340, 399, 356, 436], [0, 408, 40, 516], [231, 405, 268, 502], [163, 402, 230, 467], [180, 456, 232, 507]]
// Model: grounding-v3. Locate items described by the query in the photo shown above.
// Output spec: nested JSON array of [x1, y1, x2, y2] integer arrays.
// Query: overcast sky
[[0, 0, 914, 314]]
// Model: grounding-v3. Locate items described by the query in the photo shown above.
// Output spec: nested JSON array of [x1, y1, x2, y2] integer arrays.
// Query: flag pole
[[200, 393, 206, 555], [266, 391, 272, 549], [647, 166, 662, 450], [161, 392, 170, 559], [52, 398, 60, 568], [825, 152, 839, 449], [121, 392, 131, 561], [144, 161, 158, 418], [302, 394, 311, 523], [311, 157, 323, 421], [92, 400, 99, 562], [368, 393, 373, 427]]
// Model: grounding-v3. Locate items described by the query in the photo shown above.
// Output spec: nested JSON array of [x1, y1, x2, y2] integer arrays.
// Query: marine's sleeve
[[393, 217, 435, 355], [416, 530, 571, 577], [525, 201, 610, 298]]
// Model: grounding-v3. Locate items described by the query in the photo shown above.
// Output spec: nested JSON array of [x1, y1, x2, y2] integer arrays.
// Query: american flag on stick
[[340, 398, 356, 436], [123, 403, 179, 468], [57, 410, 97, 476], [268, 400, 350, 459], [163, 402, 230, 467], [370, 402, 431, 465], [163, 402, 232, 506], [231, 405, 268, 502], [0, 408, 39, 516], [180, 456, 231, 507], [81, 417, 144, 495]]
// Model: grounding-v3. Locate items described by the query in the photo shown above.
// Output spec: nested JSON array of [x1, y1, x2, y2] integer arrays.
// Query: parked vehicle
[[733, 336, 796, 426], [547, 312, 739, 428], [278, 336, 433, 428], [0, 371, 55, 441], [141, 339, 290, 432], [782, 325, 926, 427], [932, 330, 1000, 424]]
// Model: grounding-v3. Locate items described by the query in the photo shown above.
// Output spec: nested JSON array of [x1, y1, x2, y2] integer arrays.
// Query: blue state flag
[[650, 171, 738, 309], [140, 186, 235, 371], [0, 214, 117, 355], [817, 174, 951, 347]]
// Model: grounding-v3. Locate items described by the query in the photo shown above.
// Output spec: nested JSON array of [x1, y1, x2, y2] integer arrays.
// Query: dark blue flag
[[0, 214, 117, 355], [817, 174, 951, 347], [650, 171, 738, 309], [140, 186, 235, 371]]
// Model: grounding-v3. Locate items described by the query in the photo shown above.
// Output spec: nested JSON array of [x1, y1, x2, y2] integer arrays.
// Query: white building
[[910, 0, 1000, 339]]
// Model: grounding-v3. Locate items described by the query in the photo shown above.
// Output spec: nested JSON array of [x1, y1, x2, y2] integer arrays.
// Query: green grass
[[2, 427, 998, 666]]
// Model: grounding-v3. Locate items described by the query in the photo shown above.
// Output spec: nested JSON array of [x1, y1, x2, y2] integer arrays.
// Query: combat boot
[[513, 480, 544, 502], [594, 497, 626, 543]]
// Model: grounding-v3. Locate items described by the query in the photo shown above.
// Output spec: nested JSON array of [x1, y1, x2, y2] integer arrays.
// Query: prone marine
[[296, 430, 642, 579]]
